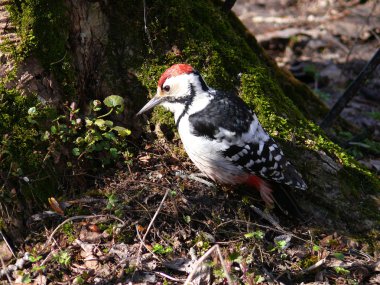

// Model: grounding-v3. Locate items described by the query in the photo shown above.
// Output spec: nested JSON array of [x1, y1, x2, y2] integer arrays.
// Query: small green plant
[[183, 215, 191, 223], [312, 244, 320, 252], [367, 111, 380, 121], [152, 243, 173, 255], [73, 275, 85, 284], [106, 193, 119, 209], [21, 273, 32, 284], [333, 252, 345, 261], [53, 250, 71, 267], [244, 230, 264, 240], [270, 240, 288, 252], [334, 266, 350, 275], [31, 264, 46, 272], [254, 275, 265, 283], [62, 221, 75, 243], [106, 193, 123, 217], [228, 250, 243, 263], [28, 254, 42, 263], [194, 232, 212, 253], [39, 95, 131, 168]]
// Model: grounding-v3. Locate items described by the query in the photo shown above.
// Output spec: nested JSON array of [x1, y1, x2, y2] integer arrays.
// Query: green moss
[[6, 0, 76, 96]]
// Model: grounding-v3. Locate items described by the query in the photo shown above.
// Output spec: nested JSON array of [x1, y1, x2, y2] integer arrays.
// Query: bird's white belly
[[178, 123, 248, 185]]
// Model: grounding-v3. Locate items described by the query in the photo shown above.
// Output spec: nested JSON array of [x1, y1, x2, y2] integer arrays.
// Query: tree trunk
[[0, 0, 379, 243]]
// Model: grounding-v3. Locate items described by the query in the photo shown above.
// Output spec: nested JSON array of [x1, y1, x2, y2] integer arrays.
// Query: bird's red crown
[[157, 64, 194, 88]]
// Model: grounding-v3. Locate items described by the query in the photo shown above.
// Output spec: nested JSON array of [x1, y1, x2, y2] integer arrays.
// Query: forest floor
[[1, 0, 380, 284]]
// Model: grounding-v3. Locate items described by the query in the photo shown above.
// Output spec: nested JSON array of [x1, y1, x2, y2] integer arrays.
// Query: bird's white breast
[[177, 116, 248, 185]]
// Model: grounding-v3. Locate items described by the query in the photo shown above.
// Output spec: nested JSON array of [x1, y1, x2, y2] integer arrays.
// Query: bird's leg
[[246, 176, 274, 207], [175, 171, 216, 187]]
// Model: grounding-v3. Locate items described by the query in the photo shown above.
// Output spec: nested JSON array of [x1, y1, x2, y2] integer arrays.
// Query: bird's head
[[136, 64, 209, 116]]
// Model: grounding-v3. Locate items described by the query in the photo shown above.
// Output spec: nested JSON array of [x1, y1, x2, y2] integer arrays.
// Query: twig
[[303, 257, 327, 273], [0, 254, 12, 285], [215, 245, 233, 285], [320, 47, 380, 129], [155, 271, 186, 282], [136, 188, 170, 268], [0, 230, 15, 258], [50, 51, 67, 66], [143, 0, 153, 49], [250, 205, 283, 231], [135, 225, 163, 263], [39, 249, 56, 267], [184, 244, 233, 285]]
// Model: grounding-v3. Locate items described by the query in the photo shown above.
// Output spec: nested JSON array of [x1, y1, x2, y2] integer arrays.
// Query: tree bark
[[0, 0, 379, 242]]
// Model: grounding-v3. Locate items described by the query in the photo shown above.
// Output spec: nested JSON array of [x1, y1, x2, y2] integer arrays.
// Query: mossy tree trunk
[[1, 0, 379, 243]]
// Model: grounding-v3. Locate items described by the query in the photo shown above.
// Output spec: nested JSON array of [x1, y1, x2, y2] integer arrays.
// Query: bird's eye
[[163, 85, 170, 92]]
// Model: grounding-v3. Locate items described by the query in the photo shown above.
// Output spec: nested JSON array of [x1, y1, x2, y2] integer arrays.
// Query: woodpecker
[[137, 64, 307, 206]]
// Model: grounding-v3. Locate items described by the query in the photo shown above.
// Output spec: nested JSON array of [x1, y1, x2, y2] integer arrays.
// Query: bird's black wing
[[189, 91, 253, 139]]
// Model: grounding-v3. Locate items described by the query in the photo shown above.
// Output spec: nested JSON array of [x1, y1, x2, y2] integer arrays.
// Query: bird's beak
[[136, 95, 164, 116]]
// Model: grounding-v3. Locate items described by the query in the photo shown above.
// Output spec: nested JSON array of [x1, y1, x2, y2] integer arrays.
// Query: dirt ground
[[1, 1, 380, 284]]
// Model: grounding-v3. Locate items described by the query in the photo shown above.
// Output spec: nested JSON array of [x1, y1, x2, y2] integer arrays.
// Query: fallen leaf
[[48, 197, 64, 216]]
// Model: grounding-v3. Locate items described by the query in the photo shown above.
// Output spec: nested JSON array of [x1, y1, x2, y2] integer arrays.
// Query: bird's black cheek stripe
[[175, 84, 196, 128]]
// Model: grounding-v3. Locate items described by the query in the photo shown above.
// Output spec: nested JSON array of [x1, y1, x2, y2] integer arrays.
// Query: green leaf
[[276, 240, 287, 249], [228, 251, 242, 263], [94, 119, 113, 130], [104, 120, 114, 127], [102, 132, 116, 140], [152, 244, 165, 254], [21, 273, 32, 284], [103, 95, 124, 114], [94, 119, 107, 130], [85, 118, 93, 126], [106, 194, 118, 209], [334, 266, 350, 275], [72, 148, 81, 156], [244, 230, 264, 240], [244, 232, 255, 238], [31, 265, 46, 272], [75, 137, 85, 144], [112, 126, 131, 137], [28, 106, 37, 116], [152, 244, 173, 254], [255, 275, 265, 283], [27, 117, 37, 124], [183, 215, 191, 223], [74, 276, 85, 284], [41, 131, 50, 141], [29, 255, 42, 263], [51, 125, 57, 134], [312, 244, 320, 252], [333, 252, 345, 260], [109, 148, 118, 157]]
